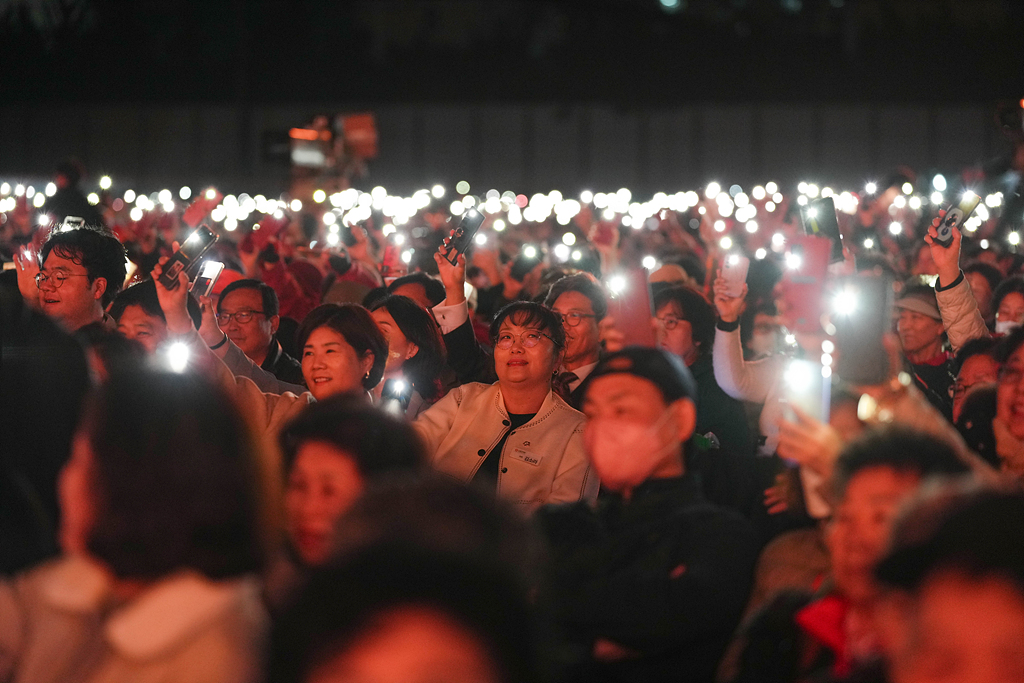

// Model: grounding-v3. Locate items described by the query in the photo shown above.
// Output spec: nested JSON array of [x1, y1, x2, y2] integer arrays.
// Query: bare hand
[[763, 471, 798, 515], [197, 295, 224, 347], [14, 248, 40, 308], [776, 404, 843, 481], [599, 315, 626, 353], [923, 210, 962, 287], [150, 245, 194, 335], [434, 236, 467, 305], [713, 269, 747, 323]]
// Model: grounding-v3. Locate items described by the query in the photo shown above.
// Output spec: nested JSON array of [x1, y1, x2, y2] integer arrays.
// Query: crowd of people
[[2, 147, 1024, 683]]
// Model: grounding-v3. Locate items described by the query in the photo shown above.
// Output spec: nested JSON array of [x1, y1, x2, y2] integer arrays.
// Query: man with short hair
[[896, 283, 955, 418], [387, 272, 446, 311], [216, 278, 304, 386], [544, 273, 606, 408], [22, 223, 126, 332], [539, 347, 758, 683]]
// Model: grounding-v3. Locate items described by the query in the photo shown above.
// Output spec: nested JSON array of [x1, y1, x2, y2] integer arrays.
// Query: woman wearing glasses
[[414, 301, 599, 511]]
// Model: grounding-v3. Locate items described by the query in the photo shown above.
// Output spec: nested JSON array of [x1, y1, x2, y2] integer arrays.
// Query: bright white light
[[784, 360, 815, 393], [608, 275, 626, 295], [755, 248, 767, 260], [720, 236, 733, 250], [393, 233, 407, 246], [909, 196, 922, 210], [797, 195, 808, 206], [1010, 232, 1021, 246], [705, 181, 721, 199], [37, 213, 50, 226], [97, 175, 111, 190], [931, 191, 944, 205], [166, 342, 190, 373], [784, 252, 802, 270], [474, 233, 487, 246], [571, 249, 582, 261], [976, 205, 990, 222], [785, 333, 796, 345], [602, 208, 615, 221], [806, 184, 819, 198], [765, 182, 778, 194], [562, 232, 576, 246], [580, 190, 593, 204], [902, 182, 913, 195], [798, 182, 808, 194], [31, 192, 45, 208], [986, 193, 1002, 208], [430, 184, 445, 199], [752, 185, 766, 200], [523, 245, 538, 259], [129, 207, 143, 221], [323, 212, 337, 225], [290, 199, 302, 212], [821, 339, 835, 353], [980, 239, 990, 249], [0, 183, 9, 195], [313, 189, 326, 204], [806, 208, 818, 219], [865, 182, 877, 194], [493, 219, 506, 231], [326, 232, 340, 247], [893, 195, 906, 208], [889, 221, 903, 235], [401, 250, 413, 264], [821, 353, 833, 367], [178, 186, 191, 200], [554, 244, 570, 260], [821, 187, 834, 198], [765, 201, 776, 212], [932, 174, 947, 192], [745, 220, 758, 233], [833, 288, 858, 316], [45, 182, 56, 196], [714, 220, 726, 232], [124, 189, 136, 203], [772, 233, 785, 247], [224, 217, 238, 231], [642, 255, 657, 269], [86, 192, 99, 205], [864, 238, 875, 249], [156, 189, 170, 205]]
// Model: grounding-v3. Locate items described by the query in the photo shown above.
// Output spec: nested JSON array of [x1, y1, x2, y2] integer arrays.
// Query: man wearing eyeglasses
[[544, 274, 607, 408], [215, 279, 305, 386], [17, 222, 126, 332]]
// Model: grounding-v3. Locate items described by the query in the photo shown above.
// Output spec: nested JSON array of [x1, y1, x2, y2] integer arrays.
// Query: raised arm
[[711, 277, 779, 402]]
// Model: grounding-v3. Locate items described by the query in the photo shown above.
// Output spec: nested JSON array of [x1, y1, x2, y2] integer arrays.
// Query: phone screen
[[831, 273, 893, 386], [609, 269, 656, 348], [721, 255, 750, 299], [800, 196, 844, 263], [159, 225, 218, 289], [779, 235, 831, 333], [189, 260, 224, 297]]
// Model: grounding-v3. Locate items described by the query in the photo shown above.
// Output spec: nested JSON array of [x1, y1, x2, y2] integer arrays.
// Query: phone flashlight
[[380, 378, 412, 415], [165, 342, 191, 373], [832, 288, 859, 317], [607, 275, 627, 296]]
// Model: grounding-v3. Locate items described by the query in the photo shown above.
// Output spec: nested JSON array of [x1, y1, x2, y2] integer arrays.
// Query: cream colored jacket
[[0, 556, 266, 683], [414, 382, 599, 511]]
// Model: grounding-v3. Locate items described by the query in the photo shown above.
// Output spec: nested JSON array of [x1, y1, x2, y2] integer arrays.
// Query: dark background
[[2, 0, 1022, 193]]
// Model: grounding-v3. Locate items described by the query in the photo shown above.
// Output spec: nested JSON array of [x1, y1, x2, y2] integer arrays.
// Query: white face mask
[[995, 319, 1021, 336], [583, 407, 678, 493]]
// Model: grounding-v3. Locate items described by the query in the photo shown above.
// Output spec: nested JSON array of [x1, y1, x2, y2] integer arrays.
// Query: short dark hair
[[387, 272, 446, 307], [831, 425, 971, 502], [993, 275, 1024, 315], [40, 225, 127, 307], [296, 304, 388, 390], [368, 295, 447, 401], [653, 284, 716, 350], [489, 301, 566, 350], [110, 279, 202, 330], [543, 272, 608, 320], [963, 261, 1003, 295], [996, 324, 1024, 364], [953, 336, 1000, 375], [83, 371, 267, 580], [218, 278, 280, 318], [75, 323, 147, 376], [876, 485, 1024, 595], [279, 393, 426, 476]]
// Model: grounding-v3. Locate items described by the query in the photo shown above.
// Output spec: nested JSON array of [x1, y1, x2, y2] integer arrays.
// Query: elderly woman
[[414, 301, 599, 511], [0, 370, 269, 683]]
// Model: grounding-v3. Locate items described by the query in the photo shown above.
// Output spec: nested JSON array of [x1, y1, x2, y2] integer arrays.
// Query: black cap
[[580, 346, 698, 405]]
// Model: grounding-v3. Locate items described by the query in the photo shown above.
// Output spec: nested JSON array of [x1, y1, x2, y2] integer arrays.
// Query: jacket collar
[[39, 555, 256, 661], [260, 337, 283, 371]]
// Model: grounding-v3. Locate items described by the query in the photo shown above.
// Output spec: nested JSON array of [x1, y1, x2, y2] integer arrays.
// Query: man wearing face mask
[[537, 347, 759, 683]]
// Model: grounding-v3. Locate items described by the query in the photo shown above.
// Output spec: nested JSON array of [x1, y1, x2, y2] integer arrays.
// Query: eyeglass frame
[[216, 310, 267, 325], [34, 270, 91, 289], [494, 330, 560, 350], [655, 315, 687, 331], [554, 311, 599, 328]]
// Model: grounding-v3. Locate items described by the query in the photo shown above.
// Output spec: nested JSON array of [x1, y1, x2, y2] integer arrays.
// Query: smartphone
[[510, 247, 542, 282], [800, 196, 844, 263], [189, 260, 224, 298], [159, 225, 218, 290], [781, 359, 830, 423], [831, 273, 893, 386], [609, 268, 656, 348], [779, 234, 831, 333], [934, 192, 982, 248], [720, 254, 750, 299], [380, 378, 412, 415], [441, 209, 485, 266], [380, 242, 402, 283]]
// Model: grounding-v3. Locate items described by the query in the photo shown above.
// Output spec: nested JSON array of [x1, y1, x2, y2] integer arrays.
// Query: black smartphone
[[800, 196, 844, 263], [159, 225, 218, 290], [935, 192, 982, 248], [189, 260, 225, 298], [831, 273, 893, 386], [441, 208, 485, 266]]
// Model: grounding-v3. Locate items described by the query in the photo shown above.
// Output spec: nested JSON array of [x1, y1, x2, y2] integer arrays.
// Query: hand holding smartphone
[[720, 254, 750, 299], [439, 209, 485, 266], [934, 192, 982, 248], [189, 260, 225, 298], [779, 235, 831, 333], [158, 225, 218, 290], [799, 196, 844, 263]]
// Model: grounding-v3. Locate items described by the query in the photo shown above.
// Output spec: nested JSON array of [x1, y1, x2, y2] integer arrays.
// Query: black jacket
[[538, 475, 759, 683], [262, 338, 305, 387]]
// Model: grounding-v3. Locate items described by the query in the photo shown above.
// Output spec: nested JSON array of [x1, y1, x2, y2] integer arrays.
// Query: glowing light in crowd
[[893, 195, 906, 208], [1010, 232, 1021, 246], [290, 199, 302, 212], [0, 183, 9, 195], [45, 182, 56, 196], [986, 193, 1002, 208], [178, 186, 191, 200], [130, 207, 143, 221], [166, 342, 190, 373], [14, 184, 25, 196], [931, 191, 944, 204], [865, 182, 877, 194], [431, 185, 445, 199], [326, 233, 340, 247], [99, 176, 112, 190], [33, 193, 45, 208], [714, 220, 726, 232], [450, 201, 465, 216], [902, 182, 913, 195], [889, 222, 902, 235], [908, 196, 922, 210], [833, 288, 859, 316], [456, 181, 471, 194], [771, 233, 785, 248], [765, 202, 776, 212], [124, 189, 136, 203], [752, 186, 766, 200], [523, 245, 538, 259], [393, 234, 407, 246], [580, 190, 593, 204], [323, 212, 337, 225], [797, 196, 808, 206], [474, 233, 487, 246], [401, 250, 413, 264], [87, 193, 99, 205], [571, 250, 582, 261], [822, 339, 835, 353], [864, 238, 875, 249], [607, 275, 626, 295], [784, 252, 802, 270], [720, 236, 733, 250], [224, 217, 238, 231], [705, 182, 721, 199], [554, 244, 570, 260], [980, 239, 990, 249], [493, 219, 506, 231], [765, 182, 778, 195], [745, 220, 758, 233], [755, 248, 767, 260], [562, 232, 576, 245], [932, 174, 947, 192], [642, 255, 657, 269], [313, 189, 326, 203]]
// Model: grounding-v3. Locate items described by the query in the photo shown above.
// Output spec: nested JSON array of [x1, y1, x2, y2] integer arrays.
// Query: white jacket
[[414, 382, 599, 511], [935, 273, 991, 353]]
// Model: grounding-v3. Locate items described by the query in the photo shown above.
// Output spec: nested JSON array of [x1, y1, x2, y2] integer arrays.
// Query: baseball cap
[[580, 346, 698, 405], [895, 289, 941, 321]]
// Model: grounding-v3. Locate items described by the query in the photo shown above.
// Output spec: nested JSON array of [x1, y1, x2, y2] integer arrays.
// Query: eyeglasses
[[495, 330, 558, 350], [655, 315, 688, 331], [217, 310, 266, 325], [555, 311, 598, 328], [34, 270, 90, 289]]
